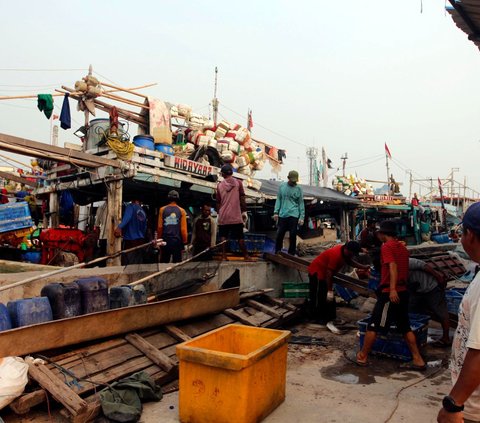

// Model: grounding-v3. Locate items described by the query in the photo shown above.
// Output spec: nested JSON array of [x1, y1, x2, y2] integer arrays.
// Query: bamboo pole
[[0, 241, 154, 293], [128, 241, 227, 287], [102, 92, 148, 109], [99, 81, 149, 99]]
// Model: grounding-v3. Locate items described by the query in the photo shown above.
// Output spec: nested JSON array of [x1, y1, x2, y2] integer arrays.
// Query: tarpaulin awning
[[447, 0, 480, 51], [258, 179, 361, 206]]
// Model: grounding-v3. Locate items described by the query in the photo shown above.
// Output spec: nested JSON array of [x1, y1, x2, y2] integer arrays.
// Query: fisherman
[[437, 203, 480, 423], [359, 219, 380, 250], [412, 193, 420, 207], [157, 190, 188, 263], [408, 257, 451, 347], [307, 241, 368, 327], [114, 198, 147, 265], [191, 203, 217, 260], [273, 170, 305, 255], [356, 220, 426, 370], [216, 164, 249, 260]]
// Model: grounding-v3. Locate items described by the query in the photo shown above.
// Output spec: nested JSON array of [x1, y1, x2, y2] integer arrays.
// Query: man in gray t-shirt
[[408, 257, 450, 346]]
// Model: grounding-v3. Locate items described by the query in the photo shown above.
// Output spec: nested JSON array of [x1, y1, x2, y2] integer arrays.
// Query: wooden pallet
[[7, 290, 300, 422]]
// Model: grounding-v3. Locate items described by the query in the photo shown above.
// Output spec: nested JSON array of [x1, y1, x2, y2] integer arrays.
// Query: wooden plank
[[246, 299, 284, 319], [9, 390, 46, 414], [0, 288, 239, 357], [125, 333, 176, 372], [223, 308, 257, 326], [164, 324, 192, 342], [0, 133, 120, 168], [264, 296, 298, 311], [265, 252, 309, 272], [239, 288, 274, 300], [27, 361, 87, 416], [0, 170, 37, 187]]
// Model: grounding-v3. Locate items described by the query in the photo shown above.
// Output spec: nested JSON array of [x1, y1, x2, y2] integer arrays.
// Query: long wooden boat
[[0, 287, 239, 357]]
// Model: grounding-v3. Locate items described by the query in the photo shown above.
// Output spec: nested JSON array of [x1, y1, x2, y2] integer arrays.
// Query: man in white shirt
[[438, 202, 480, 423]]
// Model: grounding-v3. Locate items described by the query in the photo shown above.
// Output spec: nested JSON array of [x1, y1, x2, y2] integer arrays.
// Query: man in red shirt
[[308, 241, 368, 325], [356, 220, 426, 370]]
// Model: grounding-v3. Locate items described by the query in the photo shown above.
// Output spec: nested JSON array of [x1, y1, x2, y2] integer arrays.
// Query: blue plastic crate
[[229, 233, 266, 254], [334, 284, 358, 303], [445, 288, 466, 315], [357, 314, 429, 361]]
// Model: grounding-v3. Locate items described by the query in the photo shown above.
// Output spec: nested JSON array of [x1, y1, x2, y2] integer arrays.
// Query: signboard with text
[[164, 156, 215, 177]]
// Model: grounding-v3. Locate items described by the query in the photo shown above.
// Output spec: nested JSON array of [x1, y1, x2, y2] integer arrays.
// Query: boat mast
[[212, 67, 219, 126]]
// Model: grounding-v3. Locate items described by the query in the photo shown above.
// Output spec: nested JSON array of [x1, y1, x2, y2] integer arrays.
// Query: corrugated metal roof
[[448, 0, 480, 50]]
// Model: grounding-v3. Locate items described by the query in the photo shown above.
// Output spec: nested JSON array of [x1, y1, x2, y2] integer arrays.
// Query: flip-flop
[[398, 362, 427, 372], [344, 350, 369, 367]]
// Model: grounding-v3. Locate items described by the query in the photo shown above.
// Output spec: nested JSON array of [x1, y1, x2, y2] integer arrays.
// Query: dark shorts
[[368, 290, 411, 334], [409, 287, 449, 322], [218, 224, 244, 240]]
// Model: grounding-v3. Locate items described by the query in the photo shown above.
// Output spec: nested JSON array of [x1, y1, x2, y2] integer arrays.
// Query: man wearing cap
[[308, 241, 368, 326], [216, 164, 250, 260], [274, 170, 305, 255], [438, 203, 480, 423], [157, 190, 188, 263], [356, 220, 426, 370]]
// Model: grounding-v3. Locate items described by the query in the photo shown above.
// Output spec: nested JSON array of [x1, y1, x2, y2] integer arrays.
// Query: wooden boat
[[0, 287, 239, 357]]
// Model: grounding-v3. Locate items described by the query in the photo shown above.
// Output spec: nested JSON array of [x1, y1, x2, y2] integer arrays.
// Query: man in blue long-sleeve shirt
[[274, 170, 305, 255], [114, 199, 147, 265]]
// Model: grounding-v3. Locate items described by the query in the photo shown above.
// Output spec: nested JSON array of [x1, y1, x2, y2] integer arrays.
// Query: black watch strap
[[442, 395, 464, 413]]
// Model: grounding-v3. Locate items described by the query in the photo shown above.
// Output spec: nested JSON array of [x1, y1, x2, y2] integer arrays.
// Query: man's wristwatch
[[442, 395, 464, 413]]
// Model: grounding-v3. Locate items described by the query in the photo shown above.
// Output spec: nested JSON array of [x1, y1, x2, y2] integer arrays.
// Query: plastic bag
[[0, 357, 29, 410]]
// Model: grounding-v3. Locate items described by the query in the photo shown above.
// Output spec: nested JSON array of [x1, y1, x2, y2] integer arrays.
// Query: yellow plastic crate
[[176, 324, 290, 423]]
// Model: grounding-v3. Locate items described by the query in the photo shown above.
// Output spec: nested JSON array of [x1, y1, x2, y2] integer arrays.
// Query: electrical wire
[[0, 68, 86, 72]]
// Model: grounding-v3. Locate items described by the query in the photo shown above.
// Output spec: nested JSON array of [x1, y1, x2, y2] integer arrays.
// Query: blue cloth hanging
[[60, 93, 71, 130]]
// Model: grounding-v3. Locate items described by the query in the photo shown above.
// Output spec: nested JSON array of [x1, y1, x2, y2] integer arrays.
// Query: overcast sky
[[1, 0, 479, 198]]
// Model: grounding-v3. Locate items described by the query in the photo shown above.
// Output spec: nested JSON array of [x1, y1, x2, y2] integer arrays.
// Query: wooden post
[[107, 180, 122, 266], [49, 192, 59, 228]]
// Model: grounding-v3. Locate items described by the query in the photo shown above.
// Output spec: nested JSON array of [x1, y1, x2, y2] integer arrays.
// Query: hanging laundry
[[59, 93, 71, 130], [37, 94, 54, 119]]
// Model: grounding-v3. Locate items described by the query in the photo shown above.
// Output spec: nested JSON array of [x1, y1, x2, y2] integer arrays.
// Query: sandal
[[431, 339, 452, 348], [398, 361, 427, 372], [344, 351, 369, 367]]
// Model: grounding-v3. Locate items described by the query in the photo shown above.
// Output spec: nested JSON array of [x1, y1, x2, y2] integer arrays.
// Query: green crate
[[282, 282, 310, 298]]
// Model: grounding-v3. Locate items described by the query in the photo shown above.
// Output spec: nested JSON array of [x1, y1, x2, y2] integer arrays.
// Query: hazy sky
[[1, 0, 480, 198]]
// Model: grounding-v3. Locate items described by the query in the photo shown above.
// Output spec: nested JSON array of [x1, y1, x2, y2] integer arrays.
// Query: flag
[[247, 109, 253, 131], [384, 143, 392, 159]]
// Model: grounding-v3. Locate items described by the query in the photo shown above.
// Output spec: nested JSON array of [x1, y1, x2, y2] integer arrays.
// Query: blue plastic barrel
[[22, 250, 42, 264], [154, 143, 174, 155], [8, 297, 53, 328], [110, 284, 147, 309], [133, 135, 155, 150], [41, 282, 81, 319], [0, 303, 12, 331]]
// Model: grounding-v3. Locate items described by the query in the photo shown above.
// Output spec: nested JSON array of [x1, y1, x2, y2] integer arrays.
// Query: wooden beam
[[0, 288, 239, 357], [9, 390, 46, 414], [0, 133, 120, 168], [264, 253, 308, 273], [27, 361, 87, 416], [223, 308, 256, 326], [0, 170, 37, 187], [125, 333, 176, 373], [164, 324, 192, 342], [106, 179, 122, 266], [246, 299, 284, 319]]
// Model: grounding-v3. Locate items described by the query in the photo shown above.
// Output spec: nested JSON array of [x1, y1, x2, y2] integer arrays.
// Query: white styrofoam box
[[228, 140, 240, 153], [238, 165, 252, 175], [253, 159, 265, 170], [207, 138, 218, 148], [217, 140, 230, 153], [215, 127, 227, 140], [231, 161, 240, 170], [252, 147, 263, 160], [177, 104, 192, 117], [197, 135, 210, 147], [170, 105, 179, 116], [235, 128, 249, 144], [221, 151, 235, 163], [217, 120, 230, 131], [205, 130, 216, 138], [184, 143, 196, 153], [236, 155, 249, 167], [251, 179, 262, 190]]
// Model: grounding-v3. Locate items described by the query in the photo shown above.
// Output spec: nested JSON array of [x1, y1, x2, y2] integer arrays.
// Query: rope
[[107, 135, 134, 160]]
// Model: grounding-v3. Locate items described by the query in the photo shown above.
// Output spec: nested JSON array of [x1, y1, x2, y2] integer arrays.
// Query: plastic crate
[[357, 314, 429, 361], [334, 284, 358, 302], [445, 288, 466, 315], [0, 202, 34, 234], [229, 233, 266, 254], [282, 282, 310, 298]]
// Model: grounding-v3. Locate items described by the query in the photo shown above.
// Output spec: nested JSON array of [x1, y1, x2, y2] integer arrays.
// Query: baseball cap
[[221, 164, 233, 175], [462, 202, 480, 234], [345, 241, 361, 255], [378, 220, 397, 236], [168, 190, 179, 199], [288, 170, 299, 182]]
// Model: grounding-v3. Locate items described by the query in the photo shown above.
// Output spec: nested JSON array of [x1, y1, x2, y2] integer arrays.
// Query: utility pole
[[212, 67, 219, 126], [306, 147, 318, 186], [407, 170, 413, 200], [463, 176, 467, 213], [386, 156, 391, 195], [341, 153, 348, 177], [450, 167, 459, 204]]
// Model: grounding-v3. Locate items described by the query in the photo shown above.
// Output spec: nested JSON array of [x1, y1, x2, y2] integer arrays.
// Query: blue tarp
[[0, 202, 33, 233]]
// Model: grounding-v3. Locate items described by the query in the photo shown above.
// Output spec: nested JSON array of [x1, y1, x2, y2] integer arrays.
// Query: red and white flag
[[384, 143, 392, 159]]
